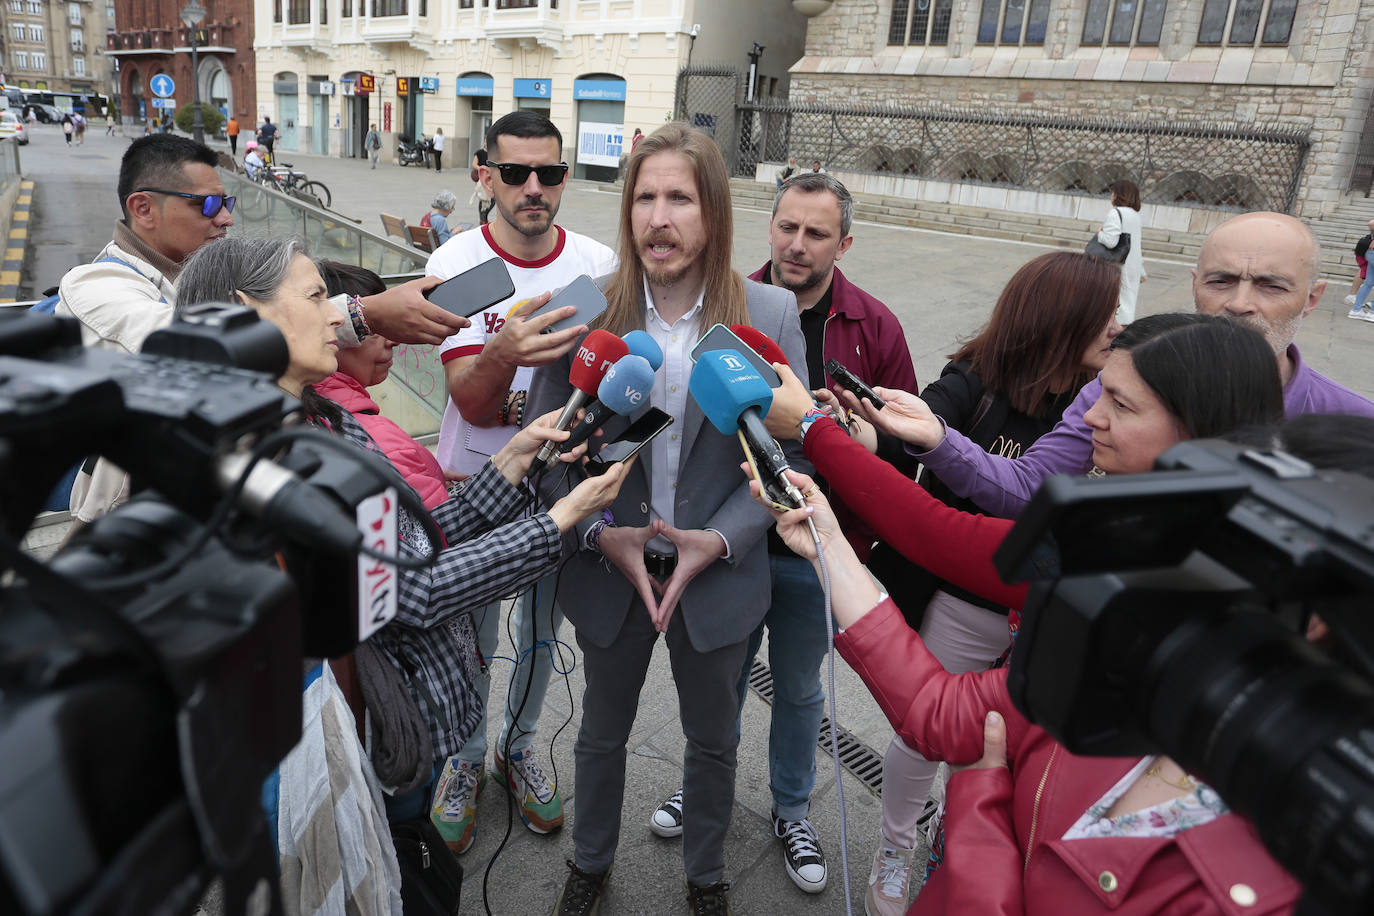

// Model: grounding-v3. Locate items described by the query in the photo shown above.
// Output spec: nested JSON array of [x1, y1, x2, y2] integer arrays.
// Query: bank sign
[[573, 79, 626, 102], [577, 121, 624, 168]]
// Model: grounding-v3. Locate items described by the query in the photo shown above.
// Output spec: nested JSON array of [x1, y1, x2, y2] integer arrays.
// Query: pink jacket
[[315, 372, 449, 510], [836, 600, 1300, 915]]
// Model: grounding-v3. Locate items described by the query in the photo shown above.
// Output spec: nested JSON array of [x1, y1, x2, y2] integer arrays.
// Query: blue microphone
[[622, 329, 663, 371], [558, 354, 657, 455], [689, 349, 805, 509]]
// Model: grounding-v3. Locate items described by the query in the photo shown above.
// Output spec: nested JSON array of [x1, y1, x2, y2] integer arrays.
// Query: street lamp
[[746, 42, 765, 104], [180, 0, 206, 144]]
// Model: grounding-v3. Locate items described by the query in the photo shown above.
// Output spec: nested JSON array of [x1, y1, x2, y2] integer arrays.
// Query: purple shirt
[[915, 344, 1374, 519]]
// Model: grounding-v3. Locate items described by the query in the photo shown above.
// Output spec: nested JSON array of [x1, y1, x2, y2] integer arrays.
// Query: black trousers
[[432, 150, 443, 171]]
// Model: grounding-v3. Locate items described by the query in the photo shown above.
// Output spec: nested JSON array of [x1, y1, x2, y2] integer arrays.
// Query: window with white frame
[[24, 0, 39, 13], [976, 0, 1050, 45], [73, 55, 85, 76], [71, 32, 84, 50], [8, 0, 20, 12], [28, 24, 43, 41], [32, 51, 44, 70], [11, 24, 24, 41], [1082, 0, 1168, 46], [68, 1, 80, 23], [1198, 0, 1297, 45], [888, 0, 954, 46], [12, 52, 26, 70]]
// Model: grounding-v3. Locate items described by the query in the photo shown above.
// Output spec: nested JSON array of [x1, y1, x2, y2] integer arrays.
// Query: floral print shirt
[[1063, 756, 1230, 840]]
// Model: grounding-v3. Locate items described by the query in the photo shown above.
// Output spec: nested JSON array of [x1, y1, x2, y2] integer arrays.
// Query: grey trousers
[[573, 601, 749, 886]]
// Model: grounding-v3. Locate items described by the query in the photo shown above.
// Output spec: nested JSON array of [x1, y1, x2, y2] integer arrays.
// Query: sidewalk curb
[[0, 179, 35, 302]]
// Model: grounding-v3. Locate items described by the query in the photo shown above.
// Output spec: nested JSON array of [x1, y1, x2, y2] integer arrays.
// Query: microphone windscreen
[[689, 349, 773, 436], [729, 324, 789, 368], [598, 355, 655, 414], [622, 329, 663, 371], [569, 329, 630, 396]]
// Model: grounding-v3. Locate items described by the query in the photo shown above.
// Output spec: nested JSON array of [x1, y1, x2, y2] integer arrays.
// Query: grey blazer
[[528, 277, 810, 653]]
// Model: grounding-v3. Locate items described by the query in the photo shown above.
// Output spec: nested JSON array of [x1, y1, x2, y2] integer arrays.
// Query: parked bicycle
[[253, 162, 332, 210]]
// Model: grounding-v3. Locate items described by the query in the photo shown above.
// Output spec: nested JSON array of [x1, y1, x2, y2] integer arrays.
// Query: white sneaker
[[1345, 294, 1358, 306], [650, 788, 684, 838], [1349, 306, 1374, 322], [865, 843, 914, 916]]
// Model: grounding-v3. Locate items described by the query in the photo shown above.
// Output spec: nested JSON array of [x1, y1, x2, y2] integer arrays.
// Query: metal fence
[[674, 66, 1311, 213]]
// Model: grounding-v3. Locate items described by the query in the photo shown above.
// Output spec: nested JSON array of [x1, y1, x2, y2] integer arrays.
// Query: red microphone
[[730, 325, 789, 370], [533, 329, 630, 469]]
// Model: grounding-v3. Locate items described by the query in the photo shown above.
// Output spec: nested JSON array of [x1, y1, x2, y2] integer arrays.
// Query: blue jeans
[[1357, 271, 1374, 309], [734, 553, 831, 822], [454, 576, 562, 764]]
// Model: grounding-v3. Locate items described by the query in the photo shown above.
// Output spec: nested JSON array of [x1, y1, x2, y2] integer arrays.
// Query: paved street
[[16, 124, 1374, 915]]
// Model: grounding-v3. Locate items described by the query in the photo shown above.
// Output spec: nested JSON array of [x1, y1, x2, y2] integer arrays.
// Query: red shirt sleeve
[[803, 417, 1028, 610]]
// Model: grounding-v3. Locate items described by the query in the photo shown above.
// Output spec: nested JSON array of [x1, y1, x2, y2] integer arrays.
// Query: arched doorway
[[573, 73, 626, 181], [127, 68, 145, 123], [204, 58, 231, 127], [457, 70, 493, 163]]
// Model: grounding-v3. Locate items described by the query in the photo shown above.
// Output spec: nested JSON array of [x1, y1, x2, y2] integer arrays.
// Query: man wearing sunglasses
[[424, 110, 616, 857], [56, 134, 468, 532]]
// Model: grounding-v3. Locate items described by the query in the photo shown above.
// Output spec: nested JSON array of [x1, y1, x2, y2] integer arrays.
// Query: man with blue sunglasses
[[55, 134, 469, 532]]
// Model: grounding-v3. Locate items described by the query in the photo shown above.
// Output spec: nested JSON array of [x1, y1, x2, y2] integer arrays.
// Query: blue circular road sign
[[151, 74, 176, 98]]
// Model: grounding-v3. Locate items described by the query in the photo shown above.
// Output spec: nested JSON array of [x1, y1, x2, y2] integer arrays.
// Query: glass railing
[[219, 167, 448, 438]]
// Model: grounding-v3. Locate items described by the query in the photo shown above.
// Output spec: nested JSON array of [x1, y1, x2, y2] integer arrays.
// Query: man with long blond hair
[[529, 122, 808, 915]]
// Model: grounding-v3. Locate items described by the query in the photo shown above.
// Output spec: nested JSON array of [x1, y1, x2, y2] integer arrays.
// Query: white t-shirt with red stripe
[[428, 223, 617, 474]]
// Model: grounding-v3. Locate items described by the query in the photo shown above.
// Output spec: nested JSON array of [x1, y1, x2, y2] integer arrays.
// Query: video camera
[[0, 308, 431, 916], [995, 437, 1374, 915]]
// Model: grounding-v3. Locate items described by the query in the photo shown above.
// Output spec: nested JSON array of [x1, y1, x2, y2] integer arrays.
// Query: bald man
[[871, 211, 1374, 519]]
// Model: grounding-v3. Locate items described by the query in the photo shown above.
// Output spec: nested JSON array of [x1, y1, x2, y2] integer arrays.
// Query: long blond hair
[[597, 123, 749, 335]]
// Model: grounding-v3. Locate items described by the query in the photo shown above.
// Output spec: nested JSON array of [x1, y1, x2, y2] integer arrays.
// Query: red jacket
[[837, 601, 1300, 916], [748, 262, 919, 556], [807, 417, 1298, 913], [315, 372, 449, 510]]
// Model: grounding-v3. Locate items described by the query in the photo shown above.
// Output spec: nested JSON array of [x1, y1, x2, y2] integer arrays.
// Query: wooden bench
[[408, 224, 439, 252], [379, 212, 410, 247]]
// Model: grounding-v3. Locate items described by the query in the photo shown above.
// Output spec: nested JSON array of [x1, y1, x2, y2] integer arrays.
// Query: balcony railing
[[177, 22, 235, 47], [106, 28, 175, 52]]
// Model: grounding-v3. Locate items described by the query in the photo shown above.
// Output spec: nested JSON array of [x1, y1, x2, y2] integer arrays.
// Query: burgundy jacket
[[836, 601, 1300, 916], [748, 261, 919, 556]]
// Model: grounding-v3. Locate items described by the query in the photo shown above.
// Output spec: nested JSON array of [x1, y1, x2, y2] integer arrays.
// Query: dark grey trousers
[[572, 601, 749, 886]]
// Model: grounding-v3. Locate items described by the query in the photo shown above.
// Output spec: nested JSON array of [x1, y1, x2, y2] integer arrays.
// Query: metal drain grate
[[747, 658, 885, 796]]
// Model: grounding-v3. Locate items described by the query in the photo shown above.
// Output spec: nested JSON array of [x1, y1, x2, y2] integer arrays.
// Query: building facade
[[107, 0, 256, 126], [252, 0, 807, 171], [786, 0, 1374, 218], [0, 0, 115, 108]]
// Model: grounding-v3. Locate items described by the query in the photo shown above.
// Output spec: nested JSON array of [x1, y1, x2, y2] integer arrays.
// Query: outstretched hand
[[834, 385, 944, 451], [361, 276, 469, 345], [483, 293, 588, 369]]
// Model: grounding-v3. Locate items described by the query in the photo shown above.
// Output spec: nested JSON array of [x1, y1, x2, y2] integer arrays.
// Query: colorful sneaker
[[553, 859, 609, 915], [494, 747, 564, 834], [650, 788, 684, 838], [430, 759, 483, 855], [774, 814, 828, 893], [685, 879, 733, 915], [864, 843, 914, 916]]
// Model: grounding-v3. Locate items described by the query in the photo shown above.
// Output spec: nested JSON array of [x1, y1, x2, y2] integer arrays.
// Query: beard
[[1231, 311, 1300, 356], [638, 230, 705, 287], [771, 257, 829, 295], [495, 195, 555, 238]]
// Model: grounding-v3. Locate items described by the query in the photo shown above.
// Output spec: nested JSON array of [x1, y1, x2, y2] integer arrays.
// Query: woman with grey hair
[[426, 190, 459, 246]]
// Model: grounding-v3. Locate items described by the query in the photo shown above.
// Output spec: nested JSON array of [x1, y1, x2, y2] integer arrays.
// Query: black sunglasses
[[486, 161, 569, 187], [136, 188, 236, 217]]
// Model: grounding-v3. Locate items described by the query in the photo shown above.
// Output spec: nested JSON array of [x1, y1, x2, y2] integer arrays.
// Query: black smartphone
[[531, 274, 608, 334], [585, 408, 675, 476], [690, 323, 782, 387], [825, 359, 886, 410], [424, 256, 516, 318]]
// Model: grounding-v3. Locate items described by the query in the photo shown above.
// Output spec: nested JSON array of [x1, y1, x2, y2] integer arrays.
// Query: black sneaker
[[773, 814, 828, 893], [552, 859, 609, 916], [685, 879, 732, 915], [650, 787, 684, 838]]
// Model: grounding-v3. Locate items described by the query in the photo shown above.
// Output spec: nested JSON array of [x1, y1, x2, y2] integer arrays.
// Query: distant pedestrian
[[777, 155, 798, 188], [160, 117, 171, 134], [226, 115, 240, 155], [469, 149, 493, 224], [1095, 179, 1146, 324], [61, 114, 74, 145], [1348, 219, 1374, 322], [631, 127, 643, 154], [365, 123, 382, 169], [74, 112, 87, 144], [811, 159, 825, 173], [431, 127, 445, 172], [105, 116, 116, 136], [257, 116, 277, 156]]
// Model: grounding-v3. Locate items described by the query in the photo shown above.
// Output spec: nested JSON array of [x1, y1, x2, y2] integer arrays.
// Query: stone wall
[[790, 0, 1374, 217]]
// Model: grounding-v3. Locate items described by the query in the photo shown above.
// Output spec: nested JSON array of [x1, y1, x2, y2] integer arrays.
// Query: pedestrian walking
[[469, 149, 493, 224], [105, 116, 116, 136], [257, 117, 277, 157], [431, 127, 445, 172], [226, 115, 240, 155], [61, 114, 74, 146], [365, 123, 382, 169], [73, 112, 86, 145]]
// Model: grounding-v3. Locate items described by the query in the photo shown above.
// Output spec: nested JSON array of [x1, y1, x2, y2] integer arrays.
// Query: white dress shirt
[[642, 279, 702, 554]]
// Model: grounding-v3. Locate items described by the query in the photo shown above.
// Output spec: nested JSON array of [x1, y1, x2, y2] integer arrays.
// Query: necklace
[[1145, 758, 1198, 792]]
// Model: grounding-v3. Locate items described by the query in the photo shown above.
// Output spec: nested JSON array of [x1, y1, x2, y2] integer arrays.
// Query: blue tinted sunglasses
[[136, 188, 236, 217]]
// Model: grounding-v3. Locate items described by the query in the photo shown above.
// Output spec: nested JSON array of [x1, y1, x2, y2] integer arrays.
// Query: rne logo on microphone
[[576, 345, 597, 367]]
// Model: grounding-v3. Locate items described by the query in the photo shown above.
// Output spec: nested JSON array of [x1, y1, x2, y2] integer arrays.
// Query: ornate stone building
[[107, 0, 256, 126], [787, 0, 1372, 218], [0, 0, 115, 109]]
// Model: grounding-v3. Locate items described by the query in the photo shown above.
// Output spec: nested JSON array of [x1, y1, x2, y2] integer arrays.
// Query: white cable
[[807, 514, 853, 916]]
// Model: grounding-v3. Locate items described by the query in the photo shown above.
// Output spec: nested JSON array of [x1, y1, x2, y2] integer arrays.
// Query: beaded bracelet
[[798, 406, 828, 443], [347, 294, 372, 341], [513, 390, 527, 427]]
